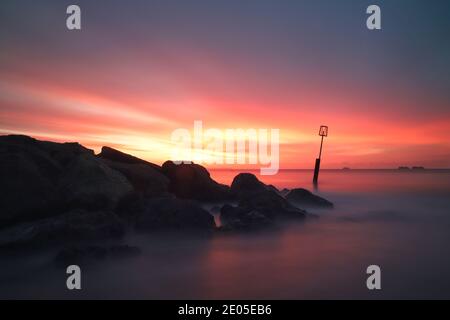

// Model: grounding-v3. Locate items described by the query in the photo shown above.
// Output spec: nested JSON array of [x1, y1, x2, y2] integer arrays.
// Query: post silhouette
[[313, 126, 328, 184]]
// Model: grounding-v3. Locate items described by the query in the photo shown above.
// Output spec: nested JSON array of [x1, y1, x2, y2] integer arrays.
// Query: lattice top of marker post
[[319, 125, 328, 137]]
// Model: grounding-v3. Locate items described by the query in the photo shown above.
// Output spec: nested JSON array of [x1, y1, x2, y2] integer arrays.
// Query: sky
[[1, 0, 450, 169]]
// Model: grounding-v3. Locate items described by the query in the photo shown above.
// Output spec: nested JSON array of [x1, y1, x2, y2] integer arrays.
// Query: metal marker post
[[313, 125, 328, 184]]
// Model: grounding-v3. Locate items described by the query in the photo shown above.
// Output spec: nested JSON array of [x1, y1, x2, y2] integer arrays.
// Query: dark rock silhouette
[[134, 196, 215, 231], [115, 192, 216, 231], [0, 135, 94, 225], [231, 173, 279, 197], [286, 188, 334, 208], [0, 209, 125, 250], [99, 147, 169, 196], [239, 190, 307, 219], [162, 160, 231, 201], [0, 136, 164, 226], [0, 134, 334, 253], [58, 153, 133, 210], [38, 140, 95, 166], [230, 173, 308, 216], [231, 173, 267, 193], [220, 173, 309, 230], [220, 190, 307, 231], [98, 146, 162, 171]]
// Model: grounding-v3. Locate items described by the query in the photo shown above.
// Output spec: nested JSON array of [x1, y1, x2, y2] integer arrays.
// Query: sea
[[1, 169, 450, 299]]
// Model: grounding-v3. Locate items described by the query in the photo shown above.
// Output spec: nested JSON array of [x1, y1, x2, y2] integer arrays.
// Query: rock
[[230, 173, 279, 197], [239, 190, 307, 219], [115, 191, 147, 221], [286, 188, 334, 208], [0, 209, 125, 250], [219, 186, 308, 231], [100, 158, 169, 196], [132, 196, 216, 231], [38, 140, 94, 166], [55, 244, 141, 266], [161, 161, 231, 201], [229, 173, 305, 218], [103, 160, 168, 196], [0, 134, 324, 238], [0, 151, 56, 225], [0, 135, 126, 225], [230, 173, 268, 196], [58, 154, 133, 210], [220, 204, 273, 230], [0, 135, 61, 224], [98, 146, 162, 171], [221, 173, 308, 229]]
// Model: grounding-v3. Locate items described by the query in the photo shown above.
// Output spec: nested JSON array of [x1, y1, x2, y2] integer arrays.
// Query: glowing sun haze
[[1, 0, 450, 168]]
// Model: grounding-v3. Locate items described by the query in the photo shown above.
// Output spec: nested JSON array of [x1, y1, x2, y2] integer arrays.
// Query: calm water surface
[[1, 170, 450, 299]]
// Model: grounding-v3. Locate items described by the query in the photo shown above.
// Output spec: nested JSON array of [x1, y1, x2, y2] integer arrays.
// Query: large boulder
[[0, 135, 61, 224], [102, 160, 169, 196], [98, 147, 169, 196], [230, 173, 279, 198], [58, 154, 133, 210], [220, 174, 308, 231], [0, 135, 113, 225], [231, 173, 267, 195], [98, 146, 162, 171], [38, 140, 95, 166], [286, 188, 334, 208], [0, 151, 56, 225], [161, 161, 231, 201], [0, 209, 125, 250]]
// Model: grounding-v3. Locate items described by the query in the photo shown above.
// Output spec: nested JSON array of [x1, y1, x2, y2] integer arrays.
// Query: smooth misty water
[[1, 170, 450, 299]]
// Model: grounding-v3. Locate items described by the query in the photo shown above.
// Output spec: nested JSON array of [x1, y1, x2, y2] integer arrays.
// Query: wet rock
[[0, 135, 61, 224], [219, 187, 308, 231], [38, 140, 94, 166], [230, 173, 279, 197], [239, 190, 307, 219], [230, 173, 268, 195], [55, 244, 141, 266], [0, 151, 56, 225], [58, 154, 133, 210], [133, 196, 216, 231], [286, 188, 333, 208], [225, 173, 308, 230], [162, 161, 231, 201], [0, 209, 125, 250], [98, 146, 162, 171], [100, 158, 169, 196], [0, 134, 326, 239], [220, 204, 273, 230], [0, 135, 131, 225]]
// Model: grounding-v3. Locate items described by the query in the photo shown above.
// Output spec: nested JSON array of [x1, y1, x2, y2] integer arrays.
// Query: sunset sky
[[1, 0, 450, 169]]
